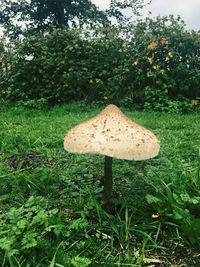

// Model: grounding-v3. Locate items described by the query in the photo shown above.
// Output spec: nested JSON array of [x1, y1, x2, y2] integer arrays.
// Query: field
[[0, 104, 200, 266]]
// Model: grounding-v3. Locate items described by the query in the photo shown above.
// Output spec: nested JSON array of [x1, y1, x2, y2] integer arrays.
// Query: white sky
[[92, 0, 200, 30]]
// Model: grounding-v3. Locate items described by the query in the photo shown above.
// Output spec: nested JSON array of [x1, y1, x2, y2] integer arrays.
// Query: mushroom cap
[[64, 104, 160, 160]]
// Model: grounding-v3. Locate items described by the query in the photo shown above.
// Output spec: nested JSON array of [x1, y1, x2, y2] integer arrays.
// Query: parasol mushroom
[[64, 104, 160, 205]]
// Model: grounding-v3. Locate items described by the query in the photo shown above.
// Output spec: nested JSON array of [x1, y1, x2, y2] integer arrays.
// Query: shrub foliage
[[0, 15, 199, 111]]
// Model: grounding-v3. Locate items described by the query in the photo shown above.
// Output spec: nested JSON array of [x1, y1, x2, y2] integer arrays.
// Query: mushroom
[[64, 104, 160, 205]]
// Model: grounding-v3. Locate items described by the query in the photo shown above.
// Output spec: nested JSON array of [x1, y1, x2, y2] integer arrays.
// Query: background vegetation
[[0, 0, 150, 37], [0, 15, 200, 112]]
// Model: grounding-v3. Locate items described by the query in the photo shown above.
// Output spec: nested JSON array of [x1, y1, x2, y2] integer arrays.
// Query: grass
[[0, 103, 200, 266]]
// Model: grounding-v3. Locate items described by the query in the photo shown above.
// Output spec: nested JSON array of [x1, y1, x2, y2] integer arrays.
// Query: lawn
[[0, 104, 200, 266]]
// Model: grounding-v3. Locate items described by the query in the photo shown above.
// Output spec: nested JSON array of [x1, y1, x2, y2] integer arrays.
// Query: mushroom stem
[[101, 156, 113, 206]]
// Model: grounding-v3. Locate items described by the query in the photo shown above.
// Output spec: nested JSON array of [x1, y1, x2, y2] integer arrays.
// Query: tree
[[108, 0, 151, 22], [0, 0, 151, 38]]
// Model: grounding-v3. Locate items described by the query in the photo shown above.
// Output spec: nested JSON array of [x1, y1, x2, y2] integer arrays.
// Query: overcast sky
[[92, 0, 200, 31]]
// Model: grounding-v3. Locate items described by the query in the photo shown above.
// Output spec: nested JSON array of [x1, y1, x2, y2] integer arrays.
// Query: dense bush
[[0, 15, 199, 111]]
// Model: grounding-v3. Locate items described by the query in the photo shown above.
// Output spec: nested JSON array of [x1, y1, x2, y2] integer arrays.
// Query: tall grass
[[0, 104, 199, 266]]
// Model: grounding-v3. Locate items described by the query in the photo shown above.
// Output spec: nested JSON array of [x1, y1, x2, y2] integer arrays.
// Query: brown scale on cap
[[64, 104, 160, 161]]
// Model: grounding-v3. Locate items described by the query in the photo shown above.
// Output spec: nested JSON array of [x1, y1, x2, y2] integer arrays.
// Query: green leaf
[[71, 256, 91, 267], [22, 232, 38, 249], [146, 194, 162, 204]]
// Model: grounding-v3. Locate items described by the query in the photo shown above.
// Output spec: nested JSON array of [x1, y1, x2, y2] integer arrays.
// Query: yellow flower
[[167, 67, 170, 71], [148, 56, 154, 64], [168, 52, 173, 57], [153, 65, 159, 70], [118, 49, 123, 53], [133, 60, 138, 65], [104, 96, 108, 100], [147, 41, 158, 50]]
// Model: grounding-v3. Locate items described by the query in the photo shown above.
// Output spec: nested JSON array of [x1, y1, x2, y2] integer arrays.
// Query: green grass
[[0, 104, 200, 266]]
